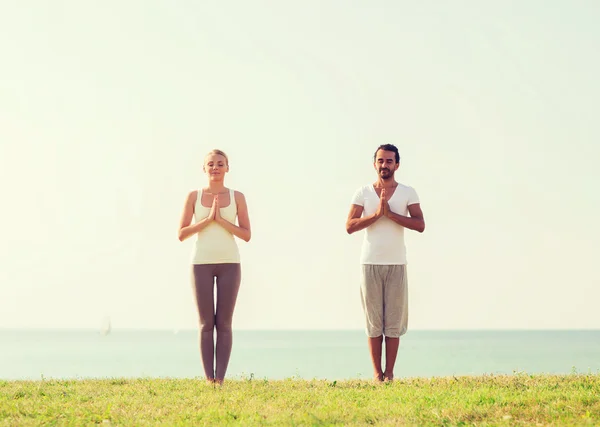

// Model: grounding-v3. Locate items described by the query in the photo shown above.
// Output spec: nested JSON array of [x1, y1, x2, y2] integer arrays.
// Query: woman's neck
[[206, 182, 227, 194]]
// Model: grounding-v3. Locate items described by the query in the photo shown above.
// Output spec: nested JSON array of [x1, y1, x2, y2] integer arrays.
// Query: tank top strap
[[195, 188, 203, 211]]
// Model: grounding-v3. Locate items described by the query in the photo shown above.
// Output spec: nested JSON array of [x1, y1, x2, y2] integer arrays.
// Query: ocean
[[1, 330, 599, 381]]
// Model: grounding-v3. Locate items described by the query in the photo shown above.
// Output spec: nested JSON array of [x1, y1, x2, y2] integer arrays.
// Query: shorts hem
[[365, 330, 407, 338], [365, 331, 384, 338], [360, 262, 407, 266], [192, 261, 241, 265], [382, 330, 407, 338]]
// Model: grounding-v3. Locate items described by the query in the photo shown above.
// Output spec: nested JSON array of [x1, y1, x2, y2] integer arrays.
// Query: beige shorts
[[360, 264, 408, 338]]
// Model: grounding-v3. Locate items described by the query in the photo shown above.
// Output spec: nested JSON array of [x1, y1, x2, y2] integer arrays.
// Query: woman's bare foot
[[214, 378, 224, 386], [383, 372, 394, 382], [374, 372, 384, 382]]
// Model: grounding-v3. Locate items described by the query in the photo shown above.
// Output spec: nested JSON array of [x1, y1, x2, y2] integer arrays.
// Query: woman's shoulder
[[186, 189, 199, 202], [232, 189, 247, 203]]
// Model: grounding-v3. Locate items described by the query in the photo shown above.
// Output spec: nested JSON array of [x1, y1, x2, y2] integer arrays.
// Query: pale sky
[[1, 1, 599, 331]]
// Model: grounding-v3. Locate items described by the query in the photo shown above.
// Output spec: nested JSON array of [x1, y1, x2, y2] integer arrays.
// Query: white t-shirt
[[351, 183, 420, 265]]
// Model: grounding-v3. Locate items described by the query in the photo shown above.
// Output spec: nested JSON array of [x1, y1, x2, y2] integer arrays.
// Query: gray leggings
[[192, 263, 241, 380]]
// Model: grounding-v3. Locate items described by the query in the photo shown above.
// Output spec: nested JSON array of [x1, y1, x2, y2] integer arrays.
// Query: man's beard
[[379, 168, 393, 179]]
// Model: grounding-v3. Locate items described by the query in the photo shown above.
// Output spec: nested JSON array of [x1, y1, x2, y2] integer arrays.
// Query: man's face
[[374, 149, 399, 179]]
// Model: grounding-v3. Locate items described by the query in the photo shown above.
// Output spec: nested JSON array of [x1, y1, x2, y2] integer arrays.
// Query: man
[[346, 144, 425, 382]]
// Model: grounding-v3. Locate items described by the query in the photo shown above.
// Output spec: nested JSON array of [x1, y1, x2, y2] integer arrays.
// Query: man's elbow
[[417, 222, 425, 233]]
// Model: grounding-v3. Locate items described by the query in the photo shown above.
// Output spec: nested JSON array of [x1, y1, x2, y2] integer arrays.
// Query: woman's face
[[204, 154, 229, 181]]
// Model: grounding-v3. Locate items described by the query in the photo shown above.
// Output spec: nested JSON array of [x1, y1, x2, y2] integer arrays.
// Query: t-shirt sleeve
[[350, 187, 365, 206], [408, 186, 420, 205]]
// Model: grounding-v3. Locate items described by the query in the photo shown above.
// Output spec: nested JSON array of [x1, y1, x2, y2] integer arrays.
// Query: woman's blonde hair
[[204, 149, 229, 165]]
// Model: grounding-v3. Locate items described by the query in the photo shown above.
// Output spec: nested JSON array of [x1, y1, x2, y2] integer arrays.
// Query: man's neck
[[374, 178, 397, 188]]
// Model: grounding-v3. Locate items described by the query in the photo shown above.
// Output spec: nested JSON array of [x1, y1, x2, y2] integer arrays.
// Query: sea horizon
[[2, 329, 599, 381], [3, 327, 600, 332]]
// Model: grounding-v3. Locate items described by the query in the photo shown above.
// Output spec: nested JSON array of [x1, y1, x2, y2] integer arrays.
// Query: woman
[[178, 149, 251, 384]]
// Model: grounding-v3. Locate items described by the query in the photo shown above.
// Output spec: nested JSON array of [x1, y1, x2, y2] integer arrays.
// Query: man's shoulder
[[351, 184, 370, 194], [396, 182, 414, 190], [358, 184, 372, 191], [396, 182, 417, 194], [395, 182, 420, 204], [350, 184, 373, 205]]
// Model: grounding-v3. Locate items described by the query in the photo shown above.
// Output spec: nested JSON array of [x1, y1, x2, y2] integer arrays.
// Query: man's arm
[[346, 205, 378, 234], [346, 187, 390, 234], [346, 204, 382, 234], [387, 203, 425, 233]]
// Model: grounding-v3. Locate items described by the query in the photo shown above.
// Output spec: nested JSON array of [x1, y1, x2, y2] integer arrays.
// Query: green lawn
[[1, 374, 599, 426]]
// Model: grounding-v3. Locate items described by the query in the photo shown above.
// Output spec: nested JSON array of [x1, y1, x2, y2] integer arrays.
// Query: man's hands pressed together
[[376, 188, 391, 218]]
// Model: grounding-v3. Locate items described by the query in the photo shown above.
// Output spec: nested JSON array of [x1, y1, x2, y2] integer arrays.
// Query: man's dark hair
[[374, 144, 400, 163]]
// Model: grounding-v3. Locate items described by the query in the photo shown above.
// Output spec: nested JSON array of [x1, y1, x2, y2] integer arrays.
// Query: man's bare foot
[[214, 378, 224, 386], [374, 372, 384, 382], [383, 372, 394, 382]]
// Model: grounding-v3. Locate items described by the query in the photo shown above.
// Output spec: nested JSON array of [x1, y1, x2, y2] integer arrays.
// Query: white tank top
[[191, 188, 240, 264]]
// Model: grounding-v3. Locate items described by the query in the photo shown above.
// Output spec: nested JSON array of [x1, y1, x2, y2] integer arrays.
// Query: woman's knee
[[200, 318, 215, 332], [215, 320, 232, 334]]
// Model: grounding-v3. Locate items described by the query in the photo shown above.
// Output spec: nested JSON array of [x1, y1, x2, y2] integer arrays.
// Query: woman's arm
[[178, 191, 215, 241], [215, 191, 251, 242]]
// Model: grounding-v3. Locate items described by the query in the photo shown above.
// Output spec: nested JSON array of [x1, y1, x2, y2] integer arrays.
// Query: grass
[[1, 374, 599, 426]]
